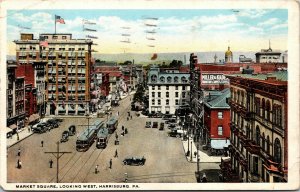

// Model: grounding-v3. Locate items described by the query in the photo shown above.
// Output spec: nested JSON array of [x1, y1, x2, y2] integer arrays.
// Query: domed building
[[225, 46, 233, 63]]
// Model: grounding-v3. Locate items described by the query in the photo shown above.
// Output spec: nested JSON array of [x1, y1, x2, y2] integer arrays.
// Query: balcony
[[245, 141, 260, 155]]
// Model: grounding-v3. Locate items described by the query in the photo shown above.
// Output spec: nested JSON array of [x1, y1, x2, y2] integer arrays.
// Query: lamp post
[[106, 105, 109, 122], [190, 140, 193, 161]]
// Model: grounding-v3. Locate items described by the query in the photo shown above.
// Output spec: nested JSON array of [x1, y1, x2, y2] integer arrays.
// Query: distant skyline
[[7, 9, 288, 54]]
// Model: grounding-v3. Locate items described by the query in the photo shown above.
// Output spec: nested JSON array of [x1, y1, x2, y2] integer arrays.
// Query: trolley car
[[96, 127, 109, 149], [76, 120, 104, 152], [107, 116, 118, 134]]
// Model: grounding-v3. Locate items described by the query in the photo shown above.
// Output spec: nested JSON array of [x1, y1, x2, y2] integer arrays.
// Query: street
[[7, 95, 219, 183]]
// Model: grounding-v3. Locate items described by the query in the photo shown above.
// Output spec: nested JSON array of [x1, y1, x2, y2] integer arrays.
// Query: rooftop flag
[[40, 41, 49, 47], [55, 15, 65, 24]]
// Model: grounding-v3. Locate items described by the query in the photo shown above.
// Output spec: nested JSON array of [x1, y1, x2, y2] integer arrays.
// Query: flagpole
[[55, 15, 56, 34]]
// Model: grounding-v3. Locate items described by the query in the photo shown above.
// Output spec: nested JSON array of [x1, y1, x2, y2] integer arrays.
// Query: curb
[[7, 132, 35, 148]]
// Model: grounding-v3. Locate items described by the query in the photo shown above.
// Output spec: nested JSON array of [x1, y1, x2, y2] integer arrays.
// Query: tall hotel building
[[14, 33, 93, 116]]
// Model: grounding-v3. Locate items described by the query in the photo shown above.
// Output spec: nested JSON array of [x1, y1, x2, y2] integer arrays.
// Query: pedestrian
[[194, 151, 197, 158], [17, 148, 21, 156], [125, 128, 128, 134], [122, 126, 124, 131], [28, 126, 30, 133], [114, 149, 118, 158], [17, 159, 20, 168], [130, 115, 132, 119], [41, 140, 44, 147], [49, 159, 53, 168], [115, 133, 118, 140], [127, 117, 129, 121], [109, 159, 112, 169], [95, 165, 99, 174]]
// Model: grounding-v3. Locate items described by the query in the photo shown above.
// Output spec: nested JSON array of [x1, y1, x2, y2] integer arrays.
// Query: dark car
[[159, 122, 164, 130], [123, 156, 146, 166], [168, 129, 185, 138], [60, 131, 69, 143], [47, 119, 59, 128], [32, 123, 49, 133], [145, 121, 151, 128], [152, 122, 158, 128], [68, 125, 76, 136]]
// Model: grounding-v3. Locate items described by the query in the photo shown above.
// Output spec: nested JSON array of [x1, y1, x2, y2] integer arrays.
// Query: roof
[[97, 128, 109, 138], [204, 88, 230, 109], [227, 71, 287, 82], [107, 116, 118, 125]]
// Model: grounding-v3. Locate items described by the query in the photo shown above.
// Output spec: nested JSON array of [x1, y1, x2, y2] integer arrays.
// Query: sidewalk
[[7, 127, 34, 148], [181, 137, 229, 163]]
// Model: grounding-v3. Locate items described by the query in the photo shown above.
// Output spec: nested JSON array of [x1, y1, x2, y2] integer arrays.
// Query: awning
[[211, 139, 230, 150], [29, 114, 40, 123], [9, 124, 17, 129]]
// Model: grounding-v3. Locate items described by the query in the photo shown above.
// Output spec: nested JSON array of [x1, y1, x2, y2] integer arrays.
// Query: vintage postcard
[[0, 0, 299, 191]]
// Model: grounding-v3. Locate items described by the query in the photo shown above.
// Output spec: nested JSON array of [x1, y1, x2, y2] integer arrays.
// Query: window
[[182, 99, 186, 105], [253, 156, 259, 175], [262, 98, 265, 118], [62, 36, 67, 39], [152, 86, 155, 90], [182, 92, 186, 98], [44, 36, 48, 39], [152, 99, 155, 105], [158, 92, 161, 97], [151, 75, 157, 82], [174, 76, 178, 83], [182, 86, 186, 90], [152, 92, 155, 97], [166, 92, 169, 98], [266, 136, 270, 154], [255, 97, 261, 116], [158, 86, 161, 90], [262, 133, 265, 151], [158, 99, 161, 105], [167, 76, 172, 83], [175, 86, 178, 90], [166, 99, 169, 105], [166, 86, 169, 90], [160, 76, 165, 82], [266, 100, 271, 121], [175, 92, 178, 97], [175, 99, 179, 105], [218, 112, 223, 119], [274, 138, 282, 164], [218, 126, 223, 135], [256, 126, 260, 145], [181, 76, 187, 82], [53, 35, 58, 39]]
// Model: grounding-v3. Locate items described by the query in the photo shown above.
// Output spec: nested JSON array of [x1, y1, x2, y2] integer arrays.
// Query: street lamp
[[106, 105, 109, 122]]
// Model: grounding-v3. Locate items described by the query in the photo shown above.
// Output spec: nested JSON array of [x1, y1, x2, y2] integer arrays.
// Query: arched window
[[256, 97, 261, 116], [160, 76, 165, 82], [262, 98, 265, 118], [266, 136, 270, 154], [272, 104, 277, 123], [151, 75, 157, 82], [181, 76, 186, 82], [274, 138, 282, 164], [167, 76, 172, 83], [266, 100, 271, 121], [246, 124, 250, 138], [262, 133, 265, 151], [174, 76, 179, 83], [241, 91, 244, 106], [237, 90, 240, 104], [256, 125, 260, 146], [278, 106, 282, 126]]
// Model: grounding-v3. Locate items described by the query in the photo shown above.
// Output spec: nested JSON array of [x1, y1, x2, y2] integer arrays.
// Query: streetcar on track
[[96, 127, 109, 149], [76, 120, 104, 152], [107, 116, 118, 134]]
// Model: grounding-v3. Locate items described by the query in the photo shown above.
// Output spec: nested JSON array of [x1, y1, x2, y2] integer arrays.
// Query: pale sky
[[6, 9, 288, 54]]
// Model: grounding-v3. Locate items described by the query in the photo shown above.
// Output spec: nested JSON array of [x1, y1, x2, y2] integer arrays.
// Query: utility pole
[[45, 141, 72, 183]]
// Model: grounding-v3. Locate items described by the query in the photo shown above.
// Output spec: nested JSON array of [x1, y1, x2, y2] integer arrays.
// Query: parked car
[[152, 121, 158, 128], [32, 123, 49, 133], [168, 129, 186, 138], [145, 121, 151, 128], [123, 156, 146, 166], [159, 122, 164, 130], [60, 131, 69, 143], [47, 119, 59, 128], [162, 114, 173, 120], [68, 125, 76, 136]]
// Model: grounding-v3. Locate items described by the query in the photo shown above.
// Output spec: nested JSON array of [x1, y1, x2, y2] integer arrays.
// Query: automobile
[[145, 121, 151, 128], [167, 123, 177, 129], [60, 131, 69, 143], [123, 156, 146, 166], [32, 123, 49, 133], [168, 129, 186, 138], [53, 118, 63, 123], [159, 122, 164, 130], [68, 125, 76, 136], [156, 112, 163, 118], [47, 119, 59, 128], [152, 121, 158, 128]]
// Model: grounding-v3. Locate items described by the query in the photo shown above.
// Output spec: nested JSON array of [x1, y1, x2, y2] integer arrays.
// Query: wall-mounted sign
[[201, 73, 229, 84]]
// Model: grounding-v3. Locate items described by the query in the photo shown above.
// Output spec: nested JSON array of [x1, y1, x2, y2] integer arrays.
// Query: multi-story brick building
[[203, 88, 231, 153], [147, 66, 190, 114], [7, 61, 26, 131], [14, 33, 93, 116], [221, 71, 288, 183]]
